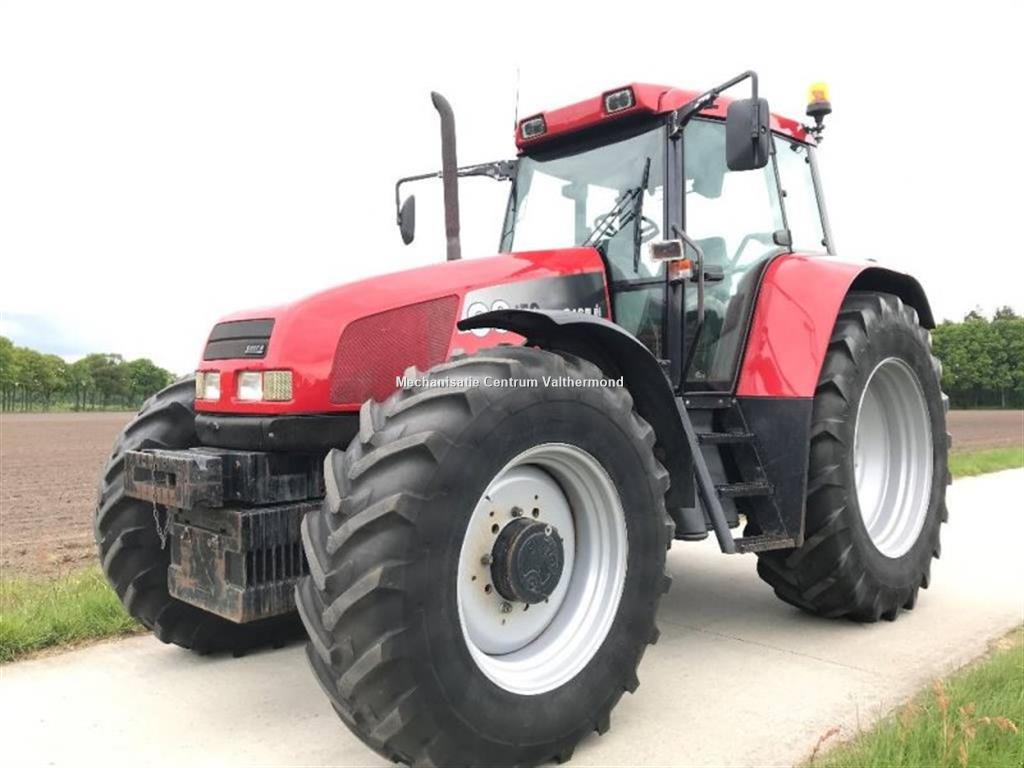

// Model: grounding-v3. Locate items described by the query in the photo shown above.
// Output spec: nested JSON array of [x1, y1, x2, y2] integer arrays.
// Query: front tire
[[95, 378, 299, 652], [756, 292, 949, 621], [296, 347, 672, 767]]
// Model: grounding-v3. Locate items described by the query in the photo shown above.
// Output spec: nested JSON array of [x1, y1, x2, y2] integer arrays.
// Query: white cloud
[[1, 1, 1021, 374]]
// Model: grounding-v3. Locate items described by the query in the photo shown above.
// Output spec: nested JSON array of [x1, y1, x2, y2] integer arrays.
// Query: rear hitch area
[[124, 447, 323, 623]]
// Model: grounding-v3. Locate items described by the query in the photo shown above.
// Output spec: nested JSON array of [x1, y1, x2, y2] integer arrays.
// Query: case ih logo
[[461, 273, 608, 338], [243, 343, 266, 356]]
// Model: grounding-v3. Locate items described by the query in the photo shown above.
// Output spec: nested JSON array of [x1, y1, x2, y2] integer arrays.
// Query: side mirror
[[725, 98, 770, 171], [398, 195, 416, 244]]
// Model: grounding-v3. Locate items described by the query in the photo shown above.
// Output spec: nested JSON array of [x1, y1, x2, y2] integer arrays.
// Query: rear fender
[[459, 309, 695, 521], [738, 255, 936, 398]]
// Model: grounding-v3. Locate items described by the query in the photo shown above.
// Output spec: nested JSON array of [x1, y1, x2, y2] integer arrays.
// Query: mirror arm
[[394, 161, 517, 226], [670, 69, 759, 137], [395, 172, 440, 225]]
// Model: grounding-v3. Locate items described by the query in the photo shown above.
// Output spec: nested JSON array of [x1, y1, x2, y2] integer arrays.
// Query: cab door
[[681, 119, 787, 390]]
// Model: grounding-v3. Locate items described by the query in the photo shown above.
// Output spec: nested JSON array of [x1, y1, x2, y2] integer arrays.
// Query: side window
[[774, 136, 826, 252], [684, 120, 784, 274]]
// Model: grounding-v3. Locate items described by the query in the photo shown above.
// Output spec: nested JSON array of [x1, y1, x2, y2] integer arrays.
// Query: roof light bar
[[603, 87, 635, 114]]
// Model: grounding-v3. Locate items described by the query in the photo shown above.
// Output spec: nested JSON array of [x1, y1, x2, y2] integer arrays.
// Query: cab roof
[[515, 82, 810, 151]]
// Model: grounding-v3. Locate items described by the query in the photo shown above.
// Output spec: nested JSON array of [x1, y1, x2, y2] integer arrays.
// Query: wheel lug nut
[[480, 554, 493, 566], [511, 506, 523, 518], [500, 601, 513, 614]]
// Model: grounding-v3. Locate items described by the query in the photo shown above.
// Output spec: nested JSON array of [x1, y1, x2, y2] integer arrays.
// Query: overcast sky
[[1, 1, 1021, 374]]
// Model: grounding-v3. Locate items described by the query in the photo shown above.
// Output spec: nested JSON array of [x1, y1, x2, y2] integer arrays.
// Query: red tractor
[[97, 72, 949, 766]]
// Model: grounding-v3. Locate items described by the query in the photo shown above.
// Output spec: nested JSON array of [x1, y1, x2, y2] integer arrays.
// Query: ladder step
[[716, 481, 773, 499], [697, 431, 755, 445], [733, 534, 797, 553]]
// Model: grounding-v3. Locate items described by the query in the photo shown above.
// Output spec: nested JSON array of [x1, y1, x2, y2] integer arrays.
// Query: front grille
[[203, 318, 274, 360], [329, 296, 459, 404]]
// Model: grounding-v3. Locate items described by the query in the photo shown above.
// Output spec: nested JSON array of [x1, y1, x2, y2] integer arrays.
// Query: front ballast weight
[[123, 447, 323, 623]]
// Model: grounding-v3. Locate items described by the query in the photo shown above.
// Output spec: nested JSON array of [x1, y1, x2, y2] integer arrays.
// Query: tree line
[[1, 307, 1021, 413], [0, 336, 177, 412], [931, 307, 1024, 409]]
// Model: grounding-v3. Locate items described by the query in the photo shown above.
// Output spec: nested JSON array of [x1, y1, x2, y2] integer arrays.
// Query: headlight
[[195, 371, 221, 401], [237, 370, 292, 402], [237, 372, 263, 401]]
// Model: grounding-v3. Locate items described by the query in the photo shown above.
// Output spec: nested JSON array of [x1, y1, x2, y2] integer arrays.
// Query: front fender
[[738, 255, 936, 398], [459, 309, 695, 516]]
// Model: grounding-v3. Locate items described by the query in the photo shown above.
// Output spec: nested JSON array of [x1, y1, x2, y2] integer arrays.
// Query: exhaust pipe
[[431, 92, 461, 261]]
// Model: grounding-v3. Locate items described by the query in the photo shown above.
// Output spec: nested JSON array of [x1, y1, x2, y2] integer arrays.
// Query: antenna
[[513, 66, 520, 129]]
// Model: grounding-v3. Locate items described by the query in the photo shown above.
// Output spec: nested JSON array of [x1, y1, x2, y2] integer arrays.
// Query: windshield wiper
[[582, 156, 651, 255], [499, 173, 519, 251], [632, 157, 651, 272]]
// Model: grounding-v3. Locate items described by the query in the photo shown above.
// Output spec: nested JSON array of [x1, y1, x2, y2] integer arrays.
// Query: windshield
[[500, 127, 665, 283]]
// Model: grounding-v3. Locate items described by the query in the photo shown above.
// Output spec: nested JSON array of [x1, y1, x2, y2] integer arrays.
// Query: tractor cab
[[398, 76, 834, 394]]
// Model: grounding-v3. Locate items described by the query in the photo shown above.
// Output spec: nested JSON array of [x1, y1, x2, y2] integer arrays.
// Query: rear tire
[[95, 377, 300, 652], [756, 292, 949, 621], [296, 347, 673, 767]]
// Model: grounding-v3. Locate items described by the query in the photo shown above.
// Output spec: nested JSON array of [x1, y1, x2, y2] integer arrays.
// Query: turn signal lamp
[[262, 371, 293, 401], [195, 371, 221, 401], [668, 259, 693, 281]]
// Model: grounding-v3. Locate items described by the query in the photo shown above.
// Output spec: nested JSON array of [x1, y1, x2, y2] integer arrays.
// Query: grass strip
[[0, 567, 141, 662], [949, 446, 1024, 478], [811, 627, 1023, 767]]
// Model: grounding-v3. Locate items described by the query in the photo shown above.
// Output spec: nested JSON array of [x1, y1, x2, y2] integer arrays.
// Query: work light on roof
[[519, 115, 546, 140], [603, 87, 635, 114]]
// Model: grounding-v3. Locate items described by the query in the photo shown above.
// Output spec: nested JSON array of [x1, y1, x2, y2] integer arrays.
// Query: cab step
[[733, 534, 797, 554], [715, 480, 773, 499], [697, 431, 755, 445]]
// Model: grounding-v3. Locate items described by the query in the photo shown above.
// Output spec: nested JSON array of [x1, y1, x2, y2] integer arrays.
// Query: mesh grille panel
[[329, 295, 459, 404]]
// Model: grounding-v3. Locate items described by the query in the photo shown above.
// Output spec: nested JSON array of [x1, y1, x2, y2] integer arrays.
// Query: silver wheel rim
[[456, 443, 628, 696], [853, 357, 933, 558]]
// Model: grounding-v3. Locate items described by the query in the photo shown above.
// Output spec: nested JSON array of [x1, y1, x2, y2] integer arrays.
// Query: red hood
[[196, 248, 608, 414]]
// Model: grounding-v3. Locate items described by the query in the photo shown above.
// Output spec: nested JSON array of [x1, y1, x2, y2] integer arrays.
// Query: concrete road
[[3, 470, 1022, 768]]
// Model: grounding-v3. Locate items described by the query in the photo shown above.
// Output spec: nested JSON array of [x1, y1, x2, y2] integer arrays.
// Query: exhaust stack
[[431, 92, 461, 261]]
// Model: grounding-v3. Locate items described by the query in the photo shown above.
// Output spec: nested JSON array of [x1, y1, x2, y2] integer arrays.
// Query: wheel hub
[[490, 518, 564, 604], [456, 444, 628, 695]]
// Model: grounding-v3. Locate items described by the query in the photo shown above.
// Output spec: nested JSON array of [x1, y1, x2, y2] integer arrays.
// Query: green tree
[[0, 340, 175, 412], [65, 358, 94, 410], [81, 353, 126, 408], [124, 358, 172, 404], [991, 311, 1024, 407], [0, 336, 19, 411], [933, 308, 1024, 408]]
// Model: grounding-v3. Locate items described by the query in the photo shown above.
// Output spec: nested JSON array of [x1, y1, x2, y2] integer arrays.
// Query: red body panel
[[195, 248, 607, 414], [736, 254, 882, 398], [516, 82, 810, 150]]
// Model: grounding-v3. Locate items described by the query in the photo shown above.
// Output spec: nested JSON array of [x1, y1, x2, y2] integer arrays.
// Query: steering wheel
[[638, 216, 660, 243], [590, 213, 660, 243]]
